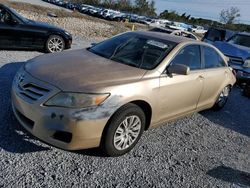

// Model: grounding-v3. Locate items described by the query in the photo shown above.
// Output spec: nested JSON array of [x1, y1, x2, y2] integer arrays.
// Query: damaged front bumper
[[11, 70, 113, 150]]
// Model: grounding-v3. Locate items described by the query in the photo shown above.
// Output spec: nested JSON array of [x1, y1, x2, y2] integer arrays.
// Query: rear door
[[197, 45, 229, 108], [158, 44, 204, 121]]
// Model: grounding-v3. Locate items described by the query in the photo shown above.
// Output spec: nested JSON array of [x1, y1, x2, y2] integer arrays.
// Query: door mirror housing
[[91, 42, 97, 46], [167, 64, 190, 75]]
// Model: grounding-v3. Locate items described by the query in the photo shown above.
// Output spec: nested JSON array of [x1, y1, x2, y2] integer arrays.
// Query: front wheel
[[101, 103, 145, 156], [213, 85, 231, 110], [46, 35, 65, 53]]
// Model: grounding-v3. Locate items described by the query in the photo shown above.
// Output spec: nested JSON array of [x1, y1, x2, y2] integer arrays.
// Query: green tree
[[71, 0, 101, 6], [219, 7, 241, 24], [134, 0, 156, 17], [116, 0, 132, 11]]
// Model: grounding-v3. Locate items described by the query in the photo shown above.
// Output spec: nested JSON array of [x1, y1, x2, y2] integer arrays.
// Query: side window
[[0, 8, 11, 24], [170, 45, 201, 70], [203, 46, 226, 69]]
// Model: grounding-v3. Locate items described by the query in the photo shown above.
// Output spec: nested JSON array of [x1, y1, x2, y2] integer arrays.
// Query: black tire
[[242, 82, 250, 97], [212, 85, 231, 110], [101, 103, 146, 157], [46, 35, 65, 53]]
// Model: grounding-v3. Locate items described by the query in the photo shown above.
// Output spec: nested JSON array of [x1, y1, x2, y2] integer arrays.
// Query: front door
[[0, 7, 16, 48], [158, 44, 204, 121]]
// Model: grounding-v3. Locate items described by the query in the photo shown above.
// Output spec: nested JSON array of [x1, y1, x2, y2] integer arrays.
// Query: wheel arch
[[102, 100, 152, 137]]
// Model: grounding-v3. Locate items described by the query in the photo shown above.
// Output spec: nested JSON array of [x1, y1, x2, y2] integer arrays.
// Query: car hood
[[27, 20, 62, 31], [25, 49, 147, 92], [214, 41, 250, 60]]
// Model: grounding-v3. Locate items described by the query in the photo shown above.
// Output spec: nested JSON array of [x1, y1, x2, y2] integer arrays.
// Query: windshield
[[227, 34, 250, 48], [9, 8, 28, 23], [88, 32, 176, 70]]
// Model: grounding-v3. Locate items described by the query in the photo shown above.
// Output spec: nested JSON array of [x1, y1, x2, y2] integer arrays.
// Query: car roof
[[134, 31, 194, 44], [0, 3, 7, 8], [238, 32, 250, 36]]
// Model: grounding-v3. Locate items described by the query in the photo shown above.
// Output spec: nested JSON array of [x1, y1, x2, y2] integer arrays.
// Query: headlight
[[243, 58, 250, 68], [45, 92, 109, 108]]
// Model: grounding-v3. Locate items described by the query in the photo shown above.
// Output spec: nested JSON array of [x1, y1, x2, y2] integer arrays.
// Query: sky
[[154, 0, 250, 24]]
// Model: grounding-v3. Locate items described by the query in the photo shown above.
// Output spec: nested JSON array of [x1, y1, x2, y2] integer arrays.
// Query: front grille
[[227, 55, 244, 65], [18, 83, 50, 101]]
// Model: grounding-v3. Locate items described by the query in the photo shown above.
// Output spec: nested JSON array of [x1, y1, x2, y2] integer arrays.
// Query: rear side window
[[170, 45, 201, 70], [202, 46, 226, 68]]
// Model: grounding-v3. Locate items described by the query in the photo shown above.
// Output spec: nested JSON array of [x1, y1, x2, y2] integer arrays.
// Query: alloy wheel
[[48, 37, 64, 52], [113, 115, 141, 151]]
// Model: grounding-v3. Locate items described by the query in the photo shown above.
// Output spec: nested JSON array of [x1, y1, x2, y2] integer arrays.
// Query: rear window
[[205, 29, 225, 42]]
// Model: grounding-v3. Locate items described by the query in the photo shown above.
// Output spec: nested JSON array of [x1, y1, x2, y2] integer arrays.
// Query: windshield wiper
[[110, 38, 135, 59], [124, 63, 138, 68], [111, 57, 138, 68], [110, 43, 125, 59]]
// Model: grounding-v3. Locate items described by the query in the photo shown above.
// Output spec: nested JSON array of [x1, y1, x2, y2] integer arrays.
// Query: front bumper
[[236, 70, 250, 83], [229, 63, 250, 83], [11, 70, 109, 150], [65, 38, 72, 50]]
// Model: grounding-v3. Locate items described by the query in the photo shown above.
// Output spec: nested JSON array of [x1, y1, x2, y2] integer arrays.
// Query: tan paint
[[12, 31, 236, 150]]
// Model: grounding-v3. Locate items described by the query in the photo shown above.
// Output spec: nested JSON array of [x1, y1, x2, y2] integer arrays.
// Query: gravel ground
[[0, 48, 250, 187], [0, 37, 94, 67], [0, 1, 249, 187]]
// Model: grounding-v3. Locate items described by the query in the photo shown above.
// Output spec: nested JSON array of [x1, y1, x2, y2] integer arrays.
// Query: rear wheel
[[46, 35, 65, 53], [101, 103, 145, 156], [213, 85, 230, 110]]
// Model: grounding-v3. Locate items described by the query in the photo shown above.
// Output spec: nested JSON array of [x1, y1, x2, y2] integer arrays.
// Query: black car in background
[[202, 28, 235, 44], [0, 4, 72, 53]]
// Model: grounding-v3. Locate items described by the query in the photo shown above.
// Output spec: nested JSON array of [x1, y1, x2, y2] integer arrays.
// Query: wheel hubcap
[[48, 37, 63, 52], [113, 115, 141, 151]]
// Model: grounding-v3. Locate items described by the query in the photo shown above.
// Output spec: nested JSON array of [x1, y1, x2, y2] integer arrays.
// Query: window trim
[[201, 45, 227, 70]]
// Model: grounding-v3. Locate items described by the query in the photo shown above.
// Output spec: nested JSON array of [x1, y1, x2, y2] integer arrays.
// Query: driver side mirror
[[91, 42, 97, 46], [167, 64, 190, 76]]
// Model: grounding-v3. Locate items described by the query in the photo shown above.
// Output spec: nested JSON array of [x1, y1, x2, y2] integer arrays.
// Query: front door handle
[[197, 75, 204, 80]]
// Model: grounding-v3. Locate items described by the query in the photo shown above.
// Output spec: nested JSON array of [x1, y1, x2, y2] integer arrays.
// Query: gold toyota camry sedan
[[12, 31, 236, 156]]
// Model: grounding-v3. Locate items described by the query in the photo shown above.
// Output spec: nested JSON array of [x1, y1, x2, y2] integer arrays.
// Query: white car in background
[[149, 19, 171, 27], [150, 27, 199, 41], [192, 26, 207, 34], [171, 30, 199, 41], [167, 22, 190, 31], [102, 9, 120, 19]]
